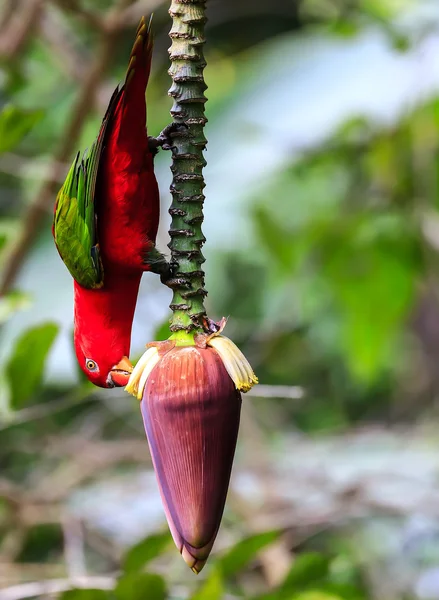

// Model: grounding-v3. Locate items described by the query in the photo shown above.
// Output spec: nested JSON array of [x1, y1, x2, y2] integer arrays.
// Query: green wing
[[53, 145, 103, 289], [52, 88, 121, 289]]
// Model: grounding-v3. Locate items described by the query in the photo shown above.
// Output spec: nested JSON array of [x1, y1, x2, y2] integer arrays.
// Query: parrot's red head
[[73, 279, 138, 389], [74, 336, 133, 388]]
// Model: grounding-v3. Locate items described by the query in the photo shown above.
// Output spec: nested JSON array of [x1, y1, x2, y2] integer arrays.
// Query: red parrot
[[53, 17, 169, 388]]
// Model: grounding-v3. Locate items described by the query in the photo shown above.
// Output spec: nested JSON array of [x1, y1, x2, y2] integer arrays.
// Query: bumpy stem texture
[[167, 0, 208, 337]]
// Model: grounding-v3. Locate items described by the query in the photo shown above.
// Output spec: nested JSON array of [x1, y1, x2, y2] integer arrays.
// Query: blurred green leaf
[[279, 553, 331, 594], [115, 573, 166, 600], [0, 292, 31, 326], [389, 32, 410, 52], [321, 226, 415, 382], [360, 0, 400, 20], [0, 105, 44, 154], [6, 322, 59, 409], [319, 582, 365, 600], [301, 0, 339, 20], [253, 207, 295, 274], [123, 531, 171, 573], [17, 523, 63, 563], [219, 530, 281, 578], [212, 253, 265, 323], [252, 553, 353, 600], [0, 373, 11, 418], [60, 591, 111, 600], [190, 567, 224, 600], [330, 19, 359, 38], [292, 593, 343, 600]]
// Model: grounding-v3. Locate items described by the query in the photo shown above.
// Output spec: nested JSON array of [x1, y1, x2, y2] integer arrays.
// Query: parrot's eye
[[86, 359, 98, 372]]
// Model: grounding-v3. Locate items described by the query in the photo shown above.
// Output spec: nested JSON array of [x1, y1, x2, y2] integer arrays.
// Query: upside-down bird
[[53, 17, 172, 388]]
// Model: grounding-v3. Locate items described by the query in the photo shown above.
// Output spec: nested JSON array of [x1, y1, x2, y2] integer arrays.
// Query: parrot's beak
[[108, 356, 133, 387]]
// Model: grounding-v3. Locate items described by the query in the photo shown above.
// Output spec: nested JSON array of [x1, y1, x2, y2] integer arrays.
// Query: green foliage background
[[1, 0, 439, 598]]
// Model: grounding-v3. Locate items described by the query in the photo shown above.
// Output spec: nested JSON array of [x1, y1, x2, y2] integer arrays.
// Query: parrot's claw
[[149, 256, 189, 288], [162, 276, 191, 289], [148, 122, 188, 154]]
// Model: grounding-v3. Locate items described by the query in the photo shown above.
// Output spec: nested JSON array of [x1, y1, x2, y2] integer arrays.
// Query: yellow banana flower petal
[[125, 346, 160, 399], [207, 335, 258, 393]]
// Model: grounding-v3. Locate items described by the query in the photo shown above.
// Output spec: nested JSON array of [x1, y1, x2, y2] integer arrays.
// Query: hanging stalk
[[167, 0, 208, 343], [126, 6, 258, 572]]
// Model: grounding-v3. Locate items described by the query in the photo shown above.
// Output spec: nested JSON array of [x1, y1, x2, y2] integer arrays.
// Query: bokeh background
[[2, 0, 439, 598]]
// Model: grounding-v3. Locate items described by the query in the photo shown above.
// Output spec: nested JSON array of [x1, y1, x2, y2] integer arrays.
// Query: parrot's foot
[[161, 275, 192, 289], [149, 250, 191, 289], [148, 122, 188, 154], [146, 246, 169, 277], [159, 261, 191, 289]]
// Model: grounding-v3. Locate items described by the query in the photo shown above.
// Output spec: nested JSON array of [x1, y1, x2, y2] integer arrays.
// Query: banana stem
[[166, 0, 208, 340]]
